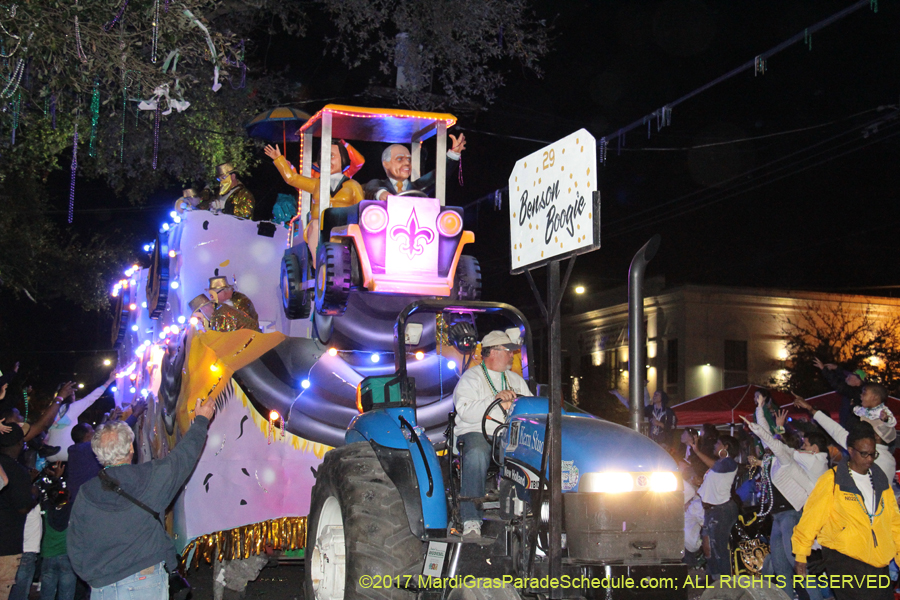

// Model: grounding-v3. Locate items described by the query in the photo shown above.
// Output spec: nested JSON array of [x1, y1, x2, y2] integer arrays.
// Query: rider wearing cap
[[452, 330, 531, 539]]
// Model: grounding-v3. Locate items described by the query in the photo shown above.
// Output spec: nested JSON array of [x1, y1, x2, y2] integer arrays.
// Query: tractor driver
[[452, 330, 532, 539]]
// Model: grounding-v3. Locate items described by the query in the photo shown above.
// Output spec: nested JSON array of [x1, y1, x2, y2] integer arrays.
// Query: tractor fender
[[347, 408, 449, 538]]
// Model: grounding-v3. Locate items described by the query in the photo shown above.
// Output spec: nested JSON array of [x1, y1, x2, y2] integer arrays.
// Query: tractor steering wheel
[[481, 394, 523, 446], [396, 189, 429, 198]]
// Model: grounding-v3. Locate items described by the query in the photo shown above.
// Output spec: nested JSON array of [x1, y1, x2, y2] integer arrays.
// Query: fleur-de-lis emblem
[[390, 209, 435, 259]]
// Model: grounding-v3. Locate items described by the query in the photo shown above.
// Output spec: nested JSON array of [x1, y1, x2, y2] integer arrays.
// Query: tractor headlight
[[580, 471, 678, 493], [580, 472, 634, 493], [648, 471, 678, 492]]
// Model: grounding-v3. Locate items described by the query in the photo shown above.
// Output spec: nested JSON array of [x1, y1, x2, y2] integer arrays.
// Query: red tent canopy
[[779, 391, 900, 429], [672, 384, 795, 427]]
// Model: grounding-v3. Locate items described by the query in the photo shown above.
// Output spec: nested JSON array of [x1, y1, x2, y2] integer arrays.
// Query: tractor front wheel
[[306, 443, 425, 600]]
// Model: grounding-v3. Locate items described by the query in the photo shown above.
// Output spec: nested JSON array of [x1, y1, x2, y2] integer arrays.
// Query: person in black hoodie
[[67, 399, 214, 598]]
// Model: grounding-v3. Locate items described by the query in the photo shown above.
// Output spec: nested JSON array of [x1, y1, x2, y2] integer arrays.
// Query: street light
[[103, 359, 111, 366], [575, 285, 585, 294]]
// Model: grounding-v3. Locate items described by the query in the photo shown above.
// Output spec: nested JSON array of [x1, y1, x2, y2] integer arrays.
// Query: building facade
[[563, 281, 900, 405]]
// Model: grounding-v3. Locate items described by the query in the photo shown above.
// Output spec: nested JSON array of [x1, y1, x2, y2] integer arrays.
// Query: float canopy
[[298, 104, 457, 144]]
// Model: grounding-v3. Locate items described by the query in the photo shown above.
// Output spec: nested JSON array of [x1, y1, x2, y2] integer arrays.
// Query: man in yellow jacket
[[792, 421, 900, 600]]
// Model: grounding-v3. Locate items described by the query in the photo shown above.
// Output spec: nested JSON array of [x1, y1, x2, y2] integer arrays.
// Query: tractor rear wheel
[[306, 442, 425, 600]]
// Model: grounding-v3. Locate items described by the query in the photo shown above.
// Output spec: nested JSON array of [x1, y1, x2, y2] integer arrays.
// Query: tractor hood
[[504, 398, 679, 493]]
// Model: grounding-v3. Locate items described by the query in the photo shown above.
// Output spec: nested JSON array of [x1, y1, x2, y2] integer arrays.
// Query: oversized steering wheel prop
[[395, 189, 429, 198]]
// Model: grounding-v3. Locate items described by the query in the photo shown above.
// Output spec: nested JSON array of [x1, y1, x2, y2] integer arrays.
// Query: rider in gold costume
[[206, 276, 260, 332], [200, 163, 255, 219]]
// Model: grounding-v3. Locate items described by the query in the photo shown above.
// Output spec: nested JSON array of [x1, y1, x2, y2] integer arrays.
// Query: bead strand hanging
[[120, 77, 128, 162], [1, 58, 25, 98], [89, 81, 100, 157], [104, 0, 131, 31], [151, 0, 161, 63], [754, 455, 775, 518], [10, 90, 21, 145], [74, 0, 89, 64], [69, 124, 79, 224], [0, 16, 22, 58], [152, 105, 160, 169]]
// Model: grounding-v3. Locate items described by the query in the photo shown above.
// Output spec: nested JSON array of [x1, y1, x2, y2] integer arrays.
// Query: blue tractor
[[305, 300, 688, 600]]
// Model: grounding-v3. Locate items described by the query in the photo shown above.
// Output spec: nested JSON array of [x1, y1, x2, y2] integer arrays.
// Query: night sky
[[2, 0, 899, 394]]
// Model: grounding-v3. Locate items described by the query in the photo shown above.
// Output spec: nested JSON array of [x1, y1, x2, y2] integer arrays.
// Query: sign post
[[508, 129, 599, 597]]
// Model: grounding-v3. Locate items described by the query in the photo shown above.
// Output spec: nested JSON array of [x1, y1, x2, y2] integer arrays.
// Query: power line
[[597, 0, 877, 160], [606, 120, 900, 239], [603, 108, 900, 233]]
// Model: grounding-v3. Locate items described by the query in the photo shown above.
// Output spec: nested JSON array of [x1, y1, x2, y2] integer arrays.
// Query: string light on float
[[301, 379, 311, 389], [415, 351, 425, 360], [267, 409, 285, 443], [327, 348, 338, 357]]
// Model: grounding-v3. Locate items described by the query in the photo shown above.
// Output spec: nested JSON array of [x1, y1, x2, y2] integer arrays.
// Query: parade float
[[107, 105, 485, 566]]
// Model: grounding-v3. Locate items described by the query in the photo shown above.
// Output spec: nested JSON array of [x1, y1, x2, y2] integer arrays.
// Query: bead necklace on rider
[[481, 360, 508, 395]]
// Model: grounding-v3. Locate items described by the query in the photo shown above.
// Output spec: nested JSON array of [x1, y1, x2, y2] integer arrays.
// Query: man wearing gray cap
[[452, 330, 532, 539]]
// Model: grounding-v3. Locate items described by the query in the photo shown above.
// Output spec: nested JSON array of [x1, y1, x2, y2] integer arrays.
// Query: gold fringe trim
[[180, 516, 307, 569]]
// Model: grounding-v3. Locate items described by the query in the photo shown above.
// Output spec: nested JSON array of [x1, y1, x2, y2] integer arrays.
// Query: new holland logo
[[502, 465, 539, 489]]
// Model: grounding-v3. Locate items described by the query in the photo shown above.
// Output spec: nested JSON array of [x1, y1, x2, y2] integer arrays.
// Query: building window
[[604, 348, 619, 384], [666, 339, 678, 396], [724, 340, 748, 389]]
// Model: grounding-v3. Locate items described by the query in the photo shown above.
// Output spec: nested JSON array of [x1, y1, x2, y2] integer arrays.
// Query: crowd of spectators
[[645, 357, 900, 600], [0, 362, 167, 600]]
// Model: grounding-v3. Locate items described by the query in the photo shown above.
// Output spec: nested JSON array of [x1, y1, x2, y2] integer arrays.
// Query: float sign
[[508, 128, 600, 274]]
